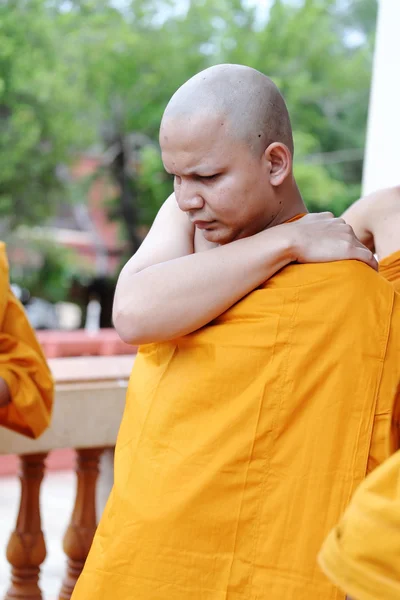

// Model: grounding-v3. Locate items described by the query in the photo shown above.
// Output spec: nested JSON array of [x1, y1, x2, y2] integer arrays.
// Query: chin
[[202, 229, 234, 245]]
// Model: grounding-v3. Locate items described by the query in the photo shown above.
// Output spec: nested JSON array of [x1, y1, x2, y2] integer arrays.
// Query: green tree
[[1, 0, 378, 248], [0, 0, 93, 231]]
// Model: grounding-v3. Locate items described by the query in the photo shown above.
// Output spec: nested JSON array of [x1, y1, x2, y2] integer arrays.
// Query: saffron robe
[[0, 242, 53, 438], [72, 260, 400, 600], [379, 249, 400, 292], [319, 250, 400, 600]]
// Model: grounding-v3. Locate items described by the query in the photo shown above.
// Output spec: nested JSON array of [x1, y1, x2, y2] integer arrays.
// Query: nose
[[175, 179, 205, 213]]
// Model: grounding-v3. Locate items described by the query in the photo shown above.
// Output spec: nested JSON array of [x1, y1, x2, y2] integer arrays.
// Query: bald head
[[162, 64, 294, 156]]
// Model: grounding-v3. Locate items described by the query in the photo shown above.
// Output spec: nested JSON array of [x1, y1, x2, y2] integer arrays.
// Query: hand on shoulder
[[285, 212, 378, 270]]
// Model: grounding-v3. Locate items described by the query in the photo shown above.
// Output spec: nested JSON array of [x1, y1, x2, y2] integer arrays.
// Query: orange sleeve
[[319, 450, 400, 600], [0, 245, 54, 438]]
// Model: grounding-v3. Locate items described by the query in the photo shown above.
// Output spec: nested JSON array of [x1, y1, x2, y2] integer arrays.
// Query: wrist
[[267, 222, 298, 265]]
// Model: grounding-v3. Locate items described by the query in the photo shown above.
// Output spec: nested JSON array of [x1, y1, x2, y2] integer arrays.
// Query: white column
[[362, 0, 400, 195]]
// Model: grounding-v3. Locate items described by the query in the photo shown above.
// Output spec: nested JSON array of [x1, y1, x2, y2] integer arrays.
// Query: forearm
[[0, 377, 11, 407], [114, 225, 294, 344]]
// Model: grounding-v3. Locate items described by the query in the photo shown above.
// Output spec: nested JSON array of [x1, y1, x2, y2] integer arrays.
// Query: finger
[[369, 255, 379, 271], [343, 223, 353, 233], [318, 211, 334, 220], [354, 249, 378, 271], [302, 212, 334, 221]]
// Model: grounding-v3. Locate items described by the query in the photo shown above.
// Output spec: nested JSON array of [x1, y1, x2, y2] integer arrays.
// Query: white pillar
[[362, 0, 400, 195]]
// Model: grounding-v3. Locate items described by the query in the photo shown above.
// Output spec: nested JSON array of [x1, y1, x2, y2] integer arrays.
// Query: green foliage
[[137, 145, 173, 226], [9, 240, 83, 303], [0, 0, 94, 228], [1, 0, 378, 239]]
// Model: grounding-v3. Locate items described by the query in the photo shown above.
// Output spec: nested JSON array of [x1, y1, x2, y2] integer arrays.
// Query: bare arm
[[342, 186, 400, 259], [113, 194, 376, 345], [114, 195, 294, 344], [341, 197, 375, 252]]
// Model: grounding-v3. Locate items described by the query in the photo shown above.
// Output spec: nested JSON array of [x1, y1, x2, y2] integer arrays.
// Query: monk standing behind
[[319, 187, 400, 600], [0, 242, 53, 438], [341, 185, 400, 293], [72, 65, 400, 600]]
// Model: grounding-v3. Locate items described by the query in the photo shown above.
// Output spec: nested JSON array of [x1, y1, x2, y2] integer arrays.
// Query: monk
[[72, 65, 400, 600], [341, 185, 400, 293], [0, 242, 53, 438], [319, 186, 400, 600]]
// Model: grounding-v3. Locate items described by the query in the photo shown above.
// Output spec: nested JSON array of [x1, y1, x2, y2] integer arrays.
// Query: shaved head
[[162, 64, 294, 156], [160, 64, 305, 245]]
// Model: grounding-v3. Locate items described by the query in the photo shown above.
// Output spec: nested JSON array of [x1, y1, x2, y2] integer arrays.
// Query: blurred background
[[1, 0, 378, 325], [1, 1, 389, 598]]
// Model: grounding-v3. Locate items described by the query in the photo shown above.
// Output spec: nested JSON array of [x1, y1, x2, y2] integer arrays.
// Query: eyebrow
[[165, 165, 223, 176]]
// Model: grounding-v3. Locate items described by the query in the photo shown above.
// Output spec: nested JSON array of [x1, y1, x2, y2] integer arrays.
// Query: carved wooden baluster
[[5, 453, 48, 600], [59, 447, 103, 600]]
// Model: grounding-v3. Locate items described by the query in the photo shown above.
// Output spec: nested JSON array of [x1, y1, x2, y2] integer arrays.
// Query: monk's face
[[160, 112, 282, 244]]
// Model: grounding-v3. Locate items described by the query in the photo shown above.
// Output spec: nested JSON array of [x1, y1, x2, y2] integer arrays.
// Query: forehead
[[160, 111, 247, 171], [160, 111, 227, 149]]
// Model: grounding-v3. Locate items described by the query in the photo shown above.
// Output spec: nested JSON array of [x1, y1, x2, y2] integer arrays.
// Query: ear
[[264, 143, 292, 186]]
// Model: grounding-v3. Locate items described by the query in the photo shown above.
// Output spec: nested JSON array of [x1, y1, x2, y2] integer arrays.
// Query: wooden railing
[[0, 354, 134, 600]]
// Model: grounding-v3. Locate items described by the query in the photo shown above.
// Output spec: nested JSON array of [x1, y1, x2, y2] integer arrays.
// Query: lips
[[192, 220, 214, 229]]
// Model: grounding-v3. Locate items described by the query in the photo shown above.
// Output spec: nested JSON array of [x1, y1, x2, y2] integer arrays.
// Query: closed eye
[[199, 173, 220, 181]]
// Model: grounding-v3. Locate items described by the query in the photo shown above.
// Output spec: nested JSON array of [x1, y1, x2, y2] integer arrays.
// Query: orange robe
[[379, 249, 400, 292], [319, 250, 400, 600], [0, 242, 53, 438], [73, 260, 400, 600]]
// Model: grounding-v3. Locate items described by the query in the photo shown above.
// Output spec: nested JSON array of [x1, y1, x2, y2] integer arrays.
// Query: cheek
[[242, 176, 268, 216], [211, 179, 247, 220]]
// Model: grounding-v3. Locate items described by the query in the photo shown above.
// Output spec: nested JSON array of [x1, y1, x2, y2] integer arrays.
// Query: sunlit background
[[2, 2, 396, 597], [1, 0, 378, 326]]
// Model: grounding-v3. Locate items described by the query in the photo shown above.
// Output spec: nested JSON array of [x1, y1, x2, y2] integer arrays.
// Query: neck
[[267, 181, 307, 228]]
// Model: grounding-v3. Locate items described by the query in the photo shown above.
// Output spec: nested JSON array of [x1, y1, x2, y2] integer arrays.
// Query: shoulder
[[344, 186, 400, 219], [362, 186, 400, 228], [319, 260, 394, 292], [267, 260, 393, 297], [367, 185, 400, 206], [341, 186, 400, 253], [315, 262, 397, 321], [343, 186, 400, 230]]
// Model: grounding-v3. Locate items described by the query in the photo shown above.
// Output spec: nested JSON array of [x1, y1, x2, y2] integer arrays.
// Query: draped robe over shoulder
[[379, 249, 400, 292], [319, 251, 400, 600], [73, 259, 400, 600], [0, 242, 53, 438]]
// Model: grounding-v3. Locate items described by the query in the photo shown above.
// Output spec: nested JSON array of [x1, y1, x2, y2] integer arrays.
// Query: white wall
[[362, 0, 400, 195]]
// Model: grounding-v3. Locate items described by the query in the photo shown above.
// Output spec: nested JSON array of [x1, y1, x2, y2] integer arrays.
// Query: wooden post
[[5, 453, 48, 600], [59, 447, 103, 600]]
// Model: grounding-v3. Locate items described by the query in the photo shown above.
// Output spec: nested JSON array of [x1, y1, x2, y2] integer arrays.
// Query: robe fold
[[0, 242, 53, 438], [319, 250, 400, 600], [73, 259, 400, 600], [379, 249, 400, 292]]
